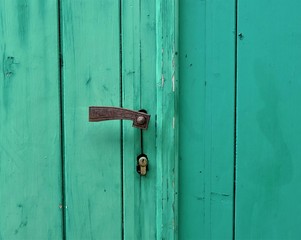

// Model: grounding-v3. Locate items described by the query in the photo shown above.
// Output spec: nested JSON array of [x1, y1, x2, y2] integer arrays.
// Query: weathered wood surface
[[122, 0, 158, 239], [0, 0, 180, 239], [179, 0, 236, 239], [60, 0, 122, 239], [122, 1, 178, 239], [235, 0, 301, 238], [0, 0, 63, 239], [156, 0, 178, 239]]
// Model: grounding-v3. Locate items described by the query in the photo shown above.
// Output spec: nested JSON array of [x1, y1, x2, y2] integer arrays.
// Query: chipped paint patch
[[172, 74, 175, 92], [161, 74, 165, 87]]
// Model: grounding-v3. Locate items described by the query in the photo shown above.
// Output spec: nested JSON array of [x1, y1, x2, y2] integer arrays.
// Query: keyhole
[[137, 154, 148, 176]]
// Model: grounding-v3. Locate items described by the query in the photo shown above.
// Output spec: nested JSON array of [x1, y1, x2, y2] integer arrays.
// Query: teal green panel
[[61, 0, 122, 239], [156, 0, 178, 239], [0, 0, 63, 239], [121, 2, 142, 238], [122, 0, 158, 239], [235, 0, 301, 239], [179, 0, 236, 239], [123, 1, 178, 239], [138, 1, 158, 238]]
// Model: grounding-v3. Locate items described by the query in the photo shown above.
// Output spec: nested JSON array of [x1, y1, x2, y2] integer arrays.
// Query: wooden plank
[[123, 1, 178, 239], [60, 0, 122, 238], [179, 0, 236, 239], [122, 0, 158, 239], [235, 0, 301, 238], [0, 0, 63, 239], [156, 0, 178, 239], [140, 1, 163, 238], [122, 2, 142, 239]]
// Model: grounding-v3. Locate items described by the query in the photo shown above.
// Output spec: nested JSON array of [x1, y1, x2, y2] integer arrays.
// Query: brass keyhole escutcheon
[[137, 154, 148, 176]]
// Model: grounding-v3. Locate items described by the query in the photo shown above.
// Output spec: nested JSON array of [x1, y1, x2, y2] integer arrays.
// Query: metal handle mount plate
[[89, 106, 150, 129]]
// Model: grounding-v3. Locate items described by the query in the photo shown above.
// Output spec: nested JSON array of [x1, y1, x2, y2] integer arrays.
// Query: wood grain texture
[[122, 0, 158, 239], [122, 1, 143, 239], [179, 0, 236, 239], [156, 0, 178, 239], [0, 0, 63, 239], [123, 1, 177, 239], [235, 0, 301, 239], [60, 0, 122, 239]]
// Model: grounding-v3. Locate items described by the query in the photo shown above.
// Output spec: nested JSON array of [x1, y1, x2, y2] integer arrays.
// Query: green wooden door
[[1, 0, 177, 239], [179, 0, 301, 239]]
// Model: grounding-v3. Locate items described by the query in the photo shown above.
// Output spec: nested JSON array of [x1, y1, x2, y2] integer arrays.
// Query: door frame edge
[[156, 0, 179, 239]]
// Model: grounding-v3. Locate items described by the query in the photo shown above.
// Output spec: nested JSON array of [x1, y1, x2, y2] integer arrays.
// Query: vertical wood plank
[[140, 1, 161, 238], [123, 1, 178, 239], [122, 0, 158, 239], [179, 0, 236, 239], [122, 1, 141, 239], [236, 0, 301, 238], [156, 0, 178, 239], [61, 0, 122, 239], [0, 0, 63, 239]]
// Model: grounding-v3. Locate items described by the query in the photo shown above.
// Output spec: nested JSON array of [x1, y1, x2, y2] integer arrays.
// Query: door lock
[[137, 154, 148, 176], [89, 106, 150, 175], [89, 106, 150, 129]]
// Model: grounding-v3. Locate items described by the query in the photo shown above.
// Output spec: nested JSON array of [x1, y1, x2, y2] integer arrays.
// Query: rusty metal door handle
[[89, 106, 150, 129]]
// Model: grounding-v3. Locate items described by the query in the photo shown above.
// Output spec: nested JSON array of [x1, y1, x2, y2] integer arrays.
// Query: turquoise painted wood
[[179, 0, 301, 240], [1, 0, 177, 239], [2, 0, 301, 239], [235, 0, 301, 239], [155, 1, 178, 239], [122, 1, 158, 239], [179, 0, 236, 239], [60, 0, 177, 239], [0, 0, 63, 239], [60, 0, 123, 239]]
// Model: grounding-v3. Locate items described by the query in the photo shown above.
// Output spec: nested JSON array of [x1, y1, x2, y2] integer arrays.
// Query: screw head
[[137, 116, 146, 125]]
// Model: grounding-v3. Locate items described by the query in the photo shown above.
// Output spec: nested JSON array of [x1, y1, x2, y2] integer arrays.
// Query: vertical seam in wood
[[138, 2, 143, 239], [57, 0, 66, 239], [233, 0, 238, 239], [139, 0, 142, 110], [155, 1, 163, 239], [119, 1, 124, 239], [174, 1, 179, 238], [138, 0, 144, 154]]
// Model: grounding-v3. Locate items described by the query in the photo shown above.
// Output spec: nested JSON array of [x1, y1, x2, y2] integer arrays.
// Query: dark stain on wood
[[17, 0, 30, 45]]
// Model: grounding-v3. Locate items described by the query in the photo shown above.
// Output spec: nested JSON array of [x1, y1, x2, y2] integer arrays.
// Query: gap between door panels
[[119, 1, 145, 238], [119, 0, 125, 239], [57, 0, 66, 239], [233, 0, 238, 239]]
